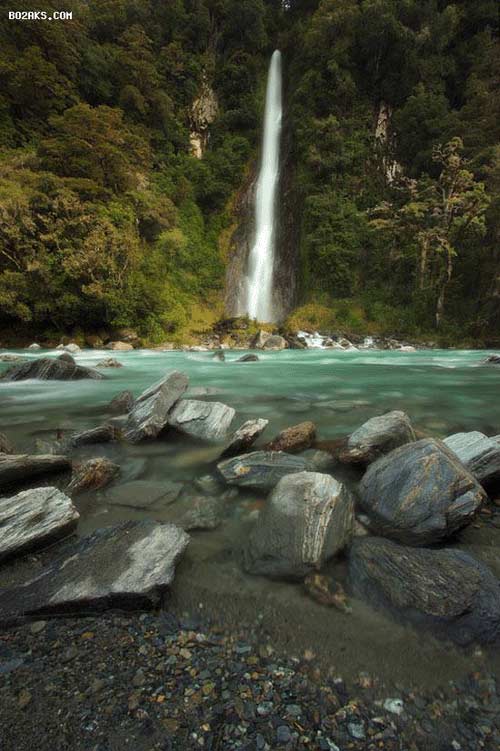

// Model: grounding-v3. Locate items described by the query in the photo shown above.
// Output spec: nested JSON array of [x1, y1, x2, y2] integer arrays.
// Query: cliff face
[[224, 166, 257, 317], [189, 78, 219, 159]]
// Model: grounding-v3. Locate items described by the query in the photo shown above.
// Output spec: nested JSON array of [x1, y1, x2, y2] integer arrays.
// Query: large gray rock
[[0, 487, 79, 561], [169, 399, 235, 441], [124, 370, 188, 443], [220, 418, 269, 458], [0, 454, 71, 490], [444, 431, 500, 486], [0, 357, 104, 381], [262, 335, 287, 350], [108, 389, 134, 414], [349, 537, 500, 645], [0, 521, 189, 624], [244, 472, 354, 579], [340, 410, 415, 464], [358, 438, 486, 545], [217, 450, 310, 489]]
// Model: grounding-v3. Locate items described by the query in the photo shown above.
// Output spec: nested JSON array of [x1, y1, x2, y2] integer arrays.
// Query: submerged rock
[[483, 354, 500, 365], [108, 389, 134, 414], [244, 472, 354, 579], [349, 537, 500, 645], [62, 424, 118, 450], [340, 410, 415, 464], [217, 450, 310, 489], [444, 431, 500, 486], [105, 480, 183, 510], [124, 370, 188, 443], [221, 418, 269, 458], [0, 453, 71, 490], [169, 399, 235, 441], [236, 354, 259, 362], [266, 421, 316, 453], [67, 458, 120, 495], [358, 438, 486, 545], [167, 495, 224, 532], [0, 487, 79, 561], [0, 521, 189, 623], [0, 357, 104, 381], [96, 358, 123, 368]]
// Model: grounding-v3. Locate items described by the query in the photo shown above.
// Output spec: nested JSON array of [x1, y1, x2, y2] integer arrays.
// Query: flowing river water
[[1, 346, 499, 688]]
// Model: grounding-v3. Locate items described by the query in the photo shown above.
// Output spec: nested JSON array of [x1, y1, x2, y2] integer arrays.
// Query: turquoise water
[[1, 347, 499, 443], [1, 346, 499, 685]]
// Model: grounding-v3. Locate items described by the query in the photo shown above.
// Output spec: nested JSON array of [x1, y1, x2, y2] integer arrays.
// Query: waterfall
[[241, 50, 282, 322]]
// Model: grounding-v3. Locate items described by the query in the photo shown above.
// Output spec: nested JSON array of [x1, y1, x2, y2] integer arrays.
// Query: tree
[[371, 137, 490, 327]]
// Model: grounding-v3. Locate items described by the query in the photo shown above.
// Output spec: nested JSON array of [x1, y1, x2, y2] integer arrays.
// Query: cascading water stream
[[241, 50, 282, 322]]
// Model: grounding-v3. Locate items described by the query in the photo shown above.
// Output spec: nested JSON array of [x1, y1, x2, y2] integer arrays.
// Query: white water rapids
[[241, 50, 282, 322]]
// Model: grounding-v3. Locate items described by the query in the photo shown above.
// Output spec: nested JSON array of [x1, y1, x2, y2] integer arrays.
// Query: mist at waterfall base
[[2, 346, 500, 686], [239, 50, 282, 322]]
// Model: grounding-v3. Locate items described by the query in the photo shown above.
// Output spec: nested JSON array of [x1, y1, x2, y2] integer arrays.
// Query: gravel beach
[[1, 610, 499, 751]]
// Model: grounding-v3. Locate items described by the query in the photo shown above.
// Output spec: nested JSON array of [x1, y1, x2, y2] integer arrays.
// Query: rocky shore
[[1, 611, 499, 751], [1, 350, 499, 750]]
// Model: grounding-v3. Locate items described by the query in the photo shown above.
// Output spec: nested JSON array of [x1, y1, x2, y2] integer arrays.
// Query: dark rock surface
[[244, 472, 354, 579], [358, 438, 486, 545], [444, 431, 500, 486], [124, 370, 188, 443], [349, 537, 500, 645], [168, 399, 235, 441], [0, 521, 189, 624], [340, 410, 415, 464], [67, 458, 120, 495], [0, 357, 104, 381], [220, 418, 269, 458], [62, 424, 118, 450], [0, 486, 79, 562], [483, 354, 500, 365], [265, 420, 316, 453], [105, 480, 183, 510], [217, 450, 310, 489], [108, 389, 135, 414], [0, 453, 71, 490], [0, 432, 14, 454], [236, 353, 259, 362]]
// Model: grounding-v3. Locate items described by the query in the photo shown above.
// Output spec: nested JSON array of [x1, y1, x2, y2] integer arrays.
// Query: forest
[[0, 0, 499, 344]]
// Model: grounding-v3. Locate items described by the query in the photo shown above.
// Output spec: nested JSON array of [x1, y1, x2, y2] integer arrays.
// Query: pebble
[[30, 621, 47, 635], [383, 697, 404, 715]]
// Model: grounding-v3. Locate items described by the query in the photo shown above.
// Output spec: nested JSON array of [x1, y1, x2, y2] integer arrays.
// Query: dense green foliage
[[285, 0, 500, 339], [0, 0, 274, 339], [0, 0, 499, 342]]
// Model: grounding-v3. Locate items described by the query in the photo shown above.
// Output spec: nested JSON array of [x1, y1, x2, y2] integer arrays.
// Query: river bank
[[1, 347, 499, 750], [1, 610, 499, 751]]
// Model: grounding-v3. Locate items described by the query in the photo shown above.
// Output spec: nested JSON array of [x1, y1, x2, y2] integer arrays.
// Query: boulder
[[105, 480, 183, 510], [220, 419, 269, 458], [169, 399, 235, 441], [64, 343, 81, 354], [58, 352, 75, 364], [340, 410, 415, 464], [444, 431, 500, 486], [27, 343, 41, 350], [251, 330, 272, 349], [0, 357, 104, 381], [266, 421, 316, 453], [0, 432, 14, 454], [217, 450, 310, 490], [61, 424, 118, 450], [0, 521, 189, 623], [108, 389, 134, 414], [358, 438, 486, 545], [262, 335, 287, 350], [0, 454, 71, 490], [67, 458, 120, 495], [104, 341, 134, 351], [124, 370, 188, 443], [96, 358, 123, 368], [0, 354, 23, 362], [166, 495, 224, 532], [85, 334, 103, 348], [244, 472, 354, 579], [0, 487, 79, 561], [236, 354, 259, 362], [483, 354, 500, 365], [349, 537, 500, 645]]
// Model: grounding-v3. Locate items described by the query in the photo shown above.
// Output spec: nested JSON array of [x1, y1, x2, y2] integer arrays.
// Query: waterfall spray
[[241, 50, 282, 322]]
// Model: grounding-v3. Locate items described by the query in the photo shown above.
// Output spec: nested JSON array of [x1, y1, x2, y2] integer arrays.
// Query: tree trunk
[[435, 249, 453, 328], [419, 237, 429, 291]]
